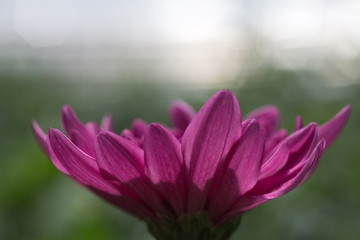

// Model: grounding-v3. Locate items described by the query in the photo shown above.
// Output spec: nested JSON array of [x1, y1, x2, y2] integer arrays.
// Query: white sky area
[[1, 0, 237, 46], [0, 0, 357, 47], [0, 0, 360, 85]]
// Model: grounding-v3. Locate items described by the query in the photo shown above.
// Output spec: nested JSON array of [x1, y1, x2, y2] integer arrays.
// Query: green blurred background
[[1, 1, 360, 239]]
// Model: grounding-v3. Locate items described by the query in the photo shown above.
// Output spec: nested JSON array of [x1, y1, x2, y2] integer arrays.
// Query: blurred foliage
[[0, 67, 359, 240]]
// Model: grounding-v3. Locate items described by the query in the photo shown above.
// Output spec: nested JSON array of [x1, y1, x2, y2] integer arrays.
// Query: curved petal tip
[[318, 105, 351, 148]]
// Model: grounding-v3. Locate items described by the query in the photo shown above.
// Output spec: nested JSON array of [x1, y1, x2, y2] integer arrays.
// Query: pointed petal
[[284, 122, 316, 154], [101, 114, 114, 132], [31, 120, 49, 155], [294, 116, 303, 132], [217, 197, 267, 224], [245, 105, 280, 137], [247, 123, 317, 196], [258, 139, 326, 199], [96, 132, 145, 181], [259, 143, 289, 180], [61, 105, 89, 137], [182, 90, 242, 213], [264, 129, 287, 156], [47, 129, 153, 219], [121, 129, 138, 145], [96, 132, 174, 217], [208, 120, 264, 221], [318, 105, 351, 148], [169, 100, 196, 133], [96, 130, 140, 181], [131, 119, 147, 139], [32, 121, 70, 175], [70, 130, 95, 157], [144, 123, 186, 216], [85, 122, 101, 138], [301, 138, 327, 183], [47, 129, 117, 194], [60, 105, 94, 153], [286, 123, 317, 168], [241, 119, 252, 129]]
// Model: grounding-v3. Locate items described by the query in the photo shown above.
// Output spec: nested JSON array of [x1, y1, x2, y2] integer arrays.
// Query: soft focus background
[[1, 0, 360, 239]]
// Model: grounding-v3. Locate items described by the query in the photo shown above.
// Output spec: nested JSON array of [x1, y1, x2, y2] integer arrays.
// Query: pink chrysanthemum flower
[[32, 90, 350, 240]]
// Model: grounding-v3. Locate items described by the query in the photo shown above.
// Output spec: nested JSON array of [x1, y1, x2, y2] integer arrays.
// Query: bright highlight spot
[[151, 0, 233, 42]]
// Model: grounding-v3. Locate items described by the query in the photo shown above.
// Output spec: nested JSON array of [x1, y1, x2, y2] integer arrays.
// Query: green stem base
[[146, 212, 241, 240]]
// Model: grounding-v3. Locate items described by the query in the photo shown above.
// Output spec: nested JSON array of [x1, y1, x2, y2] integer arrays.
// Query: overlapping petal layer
[[32, 90, 351, 229]]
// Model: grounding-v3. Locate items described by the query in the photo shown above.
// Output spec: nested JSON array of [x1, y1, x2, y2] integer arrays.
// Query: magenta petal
[[208, 120, 264, 222], [318, 105, 351, 148], [95, 132, 174, 217], [258, 139, 326, 199], [259, 143, 289, 180], [287, 123, 317, 156], [121, 129, 139, 145], [245, 105, 280, 137], [131, 119, 147, 139], [101, 114, 114, 132], [61, 105, 89, 138], [182, 90, 242, 213], [218, 197, 267, 224], [31, 121, 70, 175], [248, 123, 317, 196], [31, 120, 49, 155], [144, 123, 187, 217], [294, 116, 303, 132], [95, 132, 145, 182], [241, 119, 252, 129], [264, 129, 287, 156], [70, 130, 95, 157], [48, 129, 154, 219], [85, 122, 102, 138], [302, 138, 327, 182], [169, 100, 196, 133], [47, 129, 117, 194]]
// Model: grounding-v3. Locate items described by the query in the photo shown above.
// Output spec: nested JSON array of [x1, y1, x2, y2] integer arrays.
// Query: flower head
[[32, 90, 350, 240]]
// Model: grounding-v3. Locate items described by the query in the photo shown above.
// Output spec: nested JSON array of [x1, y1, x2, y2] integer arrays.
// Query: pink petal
[[286, 123, 317, 168], [121, 129, 137, 144], [208, 120, 265, 222], [70, 130, 95, 157], [95, 132, 145, 181], [302, 138, 327, 182], [245, 105, 280, 138], [31, 121, 70, 175], [217, 197, 267, 225], [131, 119, 147, 139], [257, 139, 326, 199], [85, 122, 102, 138], [96, 132, 174, 217], [31, 120, 49, 155], [259, 143, 289, 180], [144, 123, 187, 217], [47, 129, 117, 194], [264, 129, 287, 155], [61, 105, 89, 137], [294, 116, 303, 132], [241, 119, 252, 129], [182, 90, 242, 213], [47, 129, 153, 219], [285, 122, 316, 154], [101, 114, 114, 132], [247, 123, 317, 196], [318, 105, 351, 148], [169, 100, 196, 133], [61, 105, 94, 152]]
